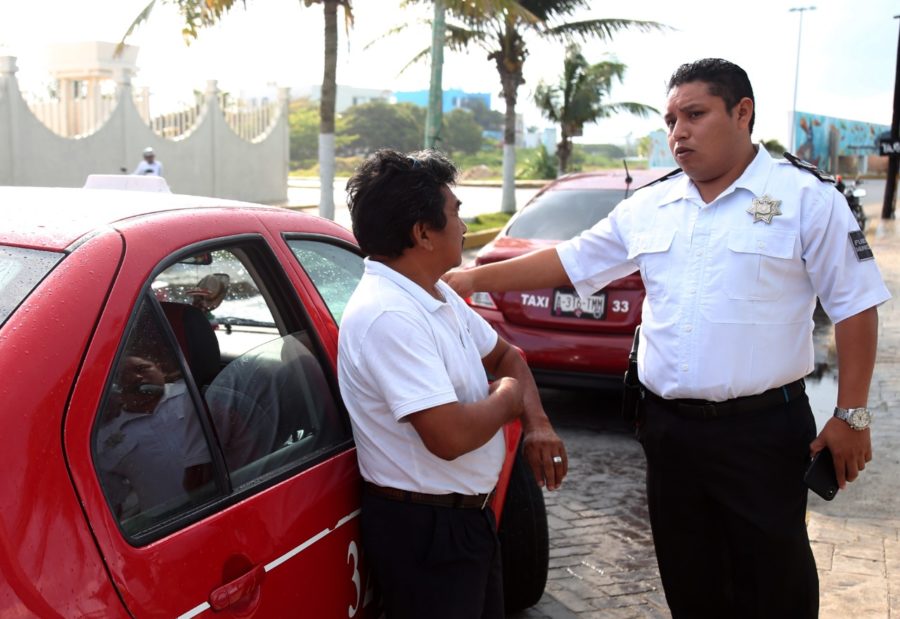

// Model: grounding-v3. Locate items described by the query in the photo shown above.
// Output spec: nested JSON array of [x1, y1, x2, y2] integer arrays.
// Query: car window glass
[[0, 245, 64, 327], [93, 298, 219, 538], [286, 240, 363, 325], [202, 331, 349, 491], [152, 249, 280, 361], [506, 190, 624, 241]]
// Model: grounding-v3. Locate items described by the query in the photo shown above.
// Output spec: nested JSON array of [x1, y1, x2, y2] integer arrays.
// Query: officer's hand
[[810, 417, 872, 489], [522, 421, 568, 491], [441, 267, 476, 299]]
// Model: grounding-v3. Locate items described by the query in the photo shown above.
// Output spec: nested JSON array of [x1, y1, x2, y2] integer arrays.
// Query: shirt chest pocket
[[627, 229, 676, 297], [724, 229, 797, 301]]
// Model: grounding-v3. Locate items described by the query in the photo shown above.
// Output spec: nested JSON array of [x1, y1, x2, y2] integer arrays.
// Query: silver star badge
[[747, 194, 782, 224]]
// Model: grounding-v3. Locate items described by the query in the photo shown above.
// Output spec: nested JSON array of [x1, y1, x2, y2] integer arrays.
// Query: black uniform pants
[[360, 492, 504, 619], [638, 391, 819, 618]]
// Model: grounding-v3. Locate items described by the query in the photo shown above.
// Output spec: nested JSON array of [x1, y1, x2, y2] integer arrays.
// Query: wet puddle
[[806, 303, 840, 431]]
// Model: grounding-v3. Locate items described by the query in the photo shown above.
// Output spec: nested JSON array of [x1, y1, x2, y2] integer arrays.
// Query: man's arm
[[443, 246, 571, 298], [481, 337, 568, 490], [809, 306, 878, 488], [407, 376, 523, 462]]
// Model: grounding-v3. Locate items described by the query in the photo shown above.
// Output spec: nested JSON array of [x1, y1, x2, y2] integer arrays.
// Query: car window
[[0, 245, 64, 327], [151, 248, 280, 361], [506, 189, 626, 241], [93, 298, 219, 537], [93, 242, 352, 542], [286, 239, 363, 325]]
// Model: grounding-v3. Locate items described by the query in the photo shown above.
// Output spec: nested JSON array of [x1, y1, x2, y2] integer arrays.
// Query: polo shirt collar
[[364, 258, 444, 313]]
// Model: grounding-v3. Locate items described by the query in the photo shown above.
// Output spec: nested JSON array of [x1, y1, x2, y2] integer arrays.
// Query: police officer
[[443, 58, 890, 618]]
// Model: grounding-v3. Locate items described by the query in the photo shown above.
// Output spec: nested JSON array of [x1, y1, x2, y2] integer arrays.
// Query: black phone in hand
[[804, 447, 839, 501]]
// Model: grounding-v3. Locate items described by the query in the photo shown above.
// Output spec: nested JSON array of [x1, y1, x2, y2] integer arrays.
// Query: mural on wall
[[792, 112, 889, 172]]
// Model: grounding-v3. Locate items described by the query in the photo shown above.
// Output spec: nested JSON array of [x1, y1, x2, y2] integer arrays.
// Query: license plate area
[[552, 288, 606, 320]]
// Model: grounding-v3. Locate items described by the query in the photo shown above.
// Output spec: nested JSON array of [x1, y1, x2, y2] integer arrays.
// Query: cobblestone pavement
[[510, 197, 900, 619]]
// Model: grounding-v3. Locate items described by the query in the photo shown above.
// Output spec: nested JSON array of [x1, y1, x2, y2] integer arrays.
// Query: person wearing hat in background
[[186, 273, 230, 326], [133, 146, 163, 176]]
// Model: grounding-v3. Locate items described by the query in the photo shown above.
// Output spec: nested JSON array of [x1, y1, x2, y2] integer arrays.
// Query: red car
[[0, 181, 546, 617], [468, 168, 669, 390]]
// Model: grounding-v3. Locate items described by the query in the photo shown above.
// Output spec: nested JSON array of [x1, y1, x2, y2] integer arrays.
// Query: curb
[[463, 228, 502, 249]]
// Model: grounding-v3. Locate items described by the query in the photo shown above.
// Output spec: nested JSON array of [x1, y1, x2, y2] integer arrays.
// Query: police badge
[[747, 194, 782, 224]]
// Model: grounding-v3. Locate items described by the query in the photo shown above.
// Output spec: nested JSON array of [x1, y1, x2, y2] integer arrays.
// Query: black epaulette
[[783, 152, 835, 184], [635, 167, 683, 191]]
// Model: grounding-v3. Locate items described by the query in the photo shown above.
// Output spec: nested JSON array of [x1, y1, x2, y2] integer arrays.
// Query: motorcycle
[[835, 175, 867, 233]]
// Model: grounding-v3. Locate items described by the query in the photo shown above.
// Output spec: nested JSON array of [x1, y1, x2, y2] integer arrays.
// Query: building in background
[[791, 112, 890, 176]]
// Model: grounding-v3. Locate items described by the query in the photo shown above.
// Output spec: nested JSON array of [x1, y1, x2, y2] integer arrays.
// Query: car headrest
[[160, 302, 220, 387]]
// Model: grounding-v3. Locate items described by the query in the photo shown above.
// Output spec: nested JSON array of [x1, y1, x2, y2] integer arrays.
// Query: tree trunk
[[319, 0, 338, 220], [501, 100, 517, 214], [557, 135, 571, 176], [424, 0, 445, 150]]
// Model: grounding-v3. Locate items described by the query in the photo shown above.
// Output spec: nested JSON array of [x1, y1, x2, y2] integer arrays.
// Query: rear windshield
[[506, 189, 627, 241], [0, 246, 65, 327]]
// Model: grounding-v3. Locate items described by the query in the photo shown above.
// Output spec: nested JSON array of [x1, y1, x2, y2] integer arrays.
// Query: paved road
[[507, 192, 900, 618]]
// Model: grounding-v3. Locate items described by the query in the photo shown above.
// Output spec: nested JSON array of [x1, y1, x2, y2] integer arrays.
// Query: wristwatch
[[833, 406, 872, 431]]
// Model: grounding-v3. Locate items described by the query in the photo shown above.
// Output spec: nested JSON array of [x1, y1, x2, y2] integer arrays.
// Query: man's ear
[[735, 97, 754, 130], [411, 221, 433, 250]]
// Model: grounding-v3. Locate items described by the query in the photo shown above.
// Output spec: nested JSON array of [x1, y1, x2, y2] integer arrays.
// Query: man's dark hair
[[667, 58, 755, 133], [346, 149, 458, 258]]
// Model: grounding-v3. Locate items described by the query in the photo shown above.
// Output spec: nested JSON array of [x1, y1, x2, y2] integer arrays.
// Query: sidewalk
[[806, 199, 900, 618]]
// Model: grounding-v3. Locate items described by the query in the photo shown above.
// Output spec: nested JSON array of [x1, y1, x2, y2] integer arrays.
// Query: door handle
[[209, 564, 266, 611]]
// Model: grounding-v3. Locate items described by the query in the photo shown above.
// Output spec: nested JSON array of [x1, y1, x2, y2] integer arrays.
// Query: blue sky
[[1, 0, 897, 146]]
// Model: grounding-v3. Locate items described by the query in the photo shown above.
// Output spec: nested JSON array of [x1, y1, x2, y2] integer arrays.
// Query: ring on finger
[[552, 456, 563, 464]]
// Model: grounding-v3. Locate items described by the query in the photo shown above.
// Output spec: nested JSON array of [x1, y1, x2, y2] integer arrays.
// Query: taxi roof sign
[[83, 174, 171, 193]]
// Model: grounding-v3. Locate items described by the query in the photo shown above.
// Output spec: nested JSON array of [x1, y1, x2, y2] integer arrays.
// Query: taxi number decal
[[611, 300, 629, 313], [347, 540, 375, 617]]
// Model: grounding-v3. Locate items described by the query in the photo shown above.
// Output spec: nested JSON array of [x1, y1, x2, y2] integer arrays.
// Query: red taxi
[[0, 181, 546, 617], [468, 168, 669, 390]]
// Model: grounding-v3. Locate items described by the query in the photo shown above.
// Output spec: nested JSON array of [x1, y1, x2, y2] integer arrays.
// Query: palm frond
[[601, 102, 659, 119], [542, 18, 669, 43], [116, 0, 157, 56]]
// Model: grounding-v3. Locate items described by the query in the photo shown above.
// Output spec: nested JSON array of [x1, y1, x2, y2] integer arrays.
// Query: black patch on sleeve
[[849, 230, 874, 261], [783, 152, 836, 183]]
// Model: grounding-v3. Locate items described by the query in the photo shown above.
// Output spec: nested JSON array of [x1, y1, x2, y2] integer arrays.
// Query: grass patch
[[465, 211, 512, 233]]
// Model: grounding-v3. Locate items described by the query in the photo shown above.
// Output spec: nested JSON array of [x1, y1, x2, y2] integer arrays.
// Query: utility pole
[[424, 0, 445, 150], [881, 14, 900, 220], [789, 6, 815, 152]]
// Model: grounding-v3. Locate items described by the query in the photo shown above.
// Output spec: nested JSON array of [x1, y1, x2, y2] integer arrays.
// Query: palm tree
[[119, 0, 353, 221], [441, 1, 665, 213], [534, 43, 657, 175]]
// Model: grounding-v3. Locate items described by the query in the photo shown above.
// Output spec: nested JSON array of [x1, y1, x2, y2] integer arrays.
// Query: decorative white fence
[[0, 58, 290, 204]]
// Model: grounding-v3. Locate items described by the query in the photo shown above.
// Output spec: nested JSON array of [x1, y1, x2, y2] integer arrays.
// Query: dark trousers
[[360, 492, 504, 619], [638, 392, 819, 618]]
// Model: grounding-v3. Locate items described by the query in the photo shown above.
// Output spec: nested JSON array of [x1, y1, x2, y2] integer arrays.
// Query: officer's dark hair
[[667, 58, 756, 134], [347, 149, 458, 258]]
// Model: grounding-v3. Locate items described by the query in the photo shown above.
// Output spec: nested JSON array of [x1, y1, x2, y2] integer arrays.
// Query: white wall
[[0, 56, 288, 204]]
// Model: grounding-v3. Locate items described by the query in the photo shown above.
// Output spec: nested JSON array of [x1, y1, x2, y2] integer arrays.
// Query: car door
[[63, 208, 378, 618]]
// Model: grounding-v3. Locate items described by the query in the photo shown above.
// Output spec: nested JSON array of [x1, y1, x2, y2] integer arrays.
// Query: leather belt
[[642, 379, 805, 420], [363, 482, 493, 510]]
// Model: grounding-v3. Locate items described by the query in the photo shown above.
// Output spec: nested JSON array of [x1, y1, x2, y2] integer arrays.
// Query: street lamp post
[[789, 6, 816, 152]]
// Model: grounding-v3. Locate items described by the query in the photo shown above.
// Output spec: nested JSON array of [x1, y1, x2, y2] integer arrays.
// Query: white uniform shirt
[[557, 147, 891, 401], [133, 160, 163, 176], [338, 259, 505, 495], [96, 381, 193, 510]]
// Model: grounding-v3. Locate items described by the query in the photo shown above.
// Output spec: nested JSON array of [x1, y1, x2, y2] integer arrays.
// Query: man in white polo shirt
[[339, 149, 567, 619]]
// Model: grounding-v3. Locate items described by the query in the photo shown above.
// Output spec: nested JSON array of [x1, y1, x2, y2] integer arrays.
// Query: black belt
[[363, 482, 493, 510], [642, 379, 805, 420]]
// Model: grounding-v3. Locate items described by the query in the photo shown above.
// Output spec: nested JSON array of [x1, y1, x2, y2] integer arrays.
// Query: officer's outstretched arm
[[443, 247, 570, 299]]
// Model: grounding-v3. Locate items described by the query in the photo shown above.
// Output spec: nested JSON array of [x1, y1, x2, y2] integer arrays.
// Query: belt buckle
[[700, 403, 718, 419]]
